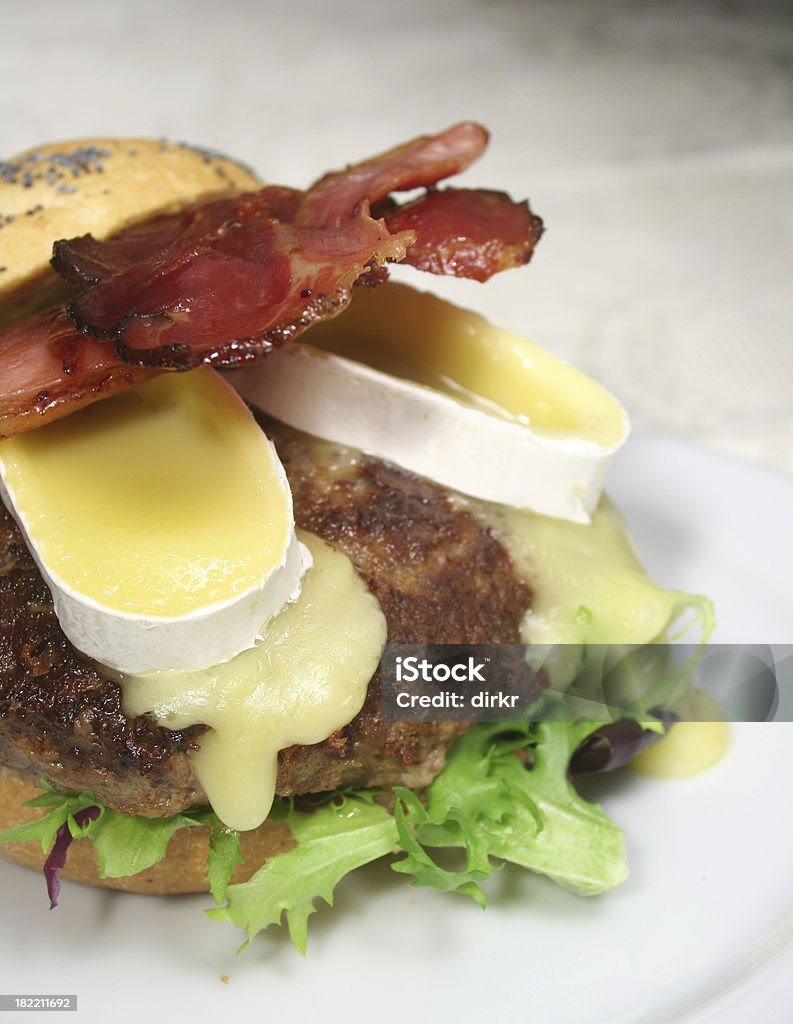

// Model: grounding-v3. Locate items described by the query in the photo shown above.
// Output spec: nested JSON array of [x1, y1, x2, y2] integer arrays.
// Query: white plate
[[2, 436, 792, 1024]]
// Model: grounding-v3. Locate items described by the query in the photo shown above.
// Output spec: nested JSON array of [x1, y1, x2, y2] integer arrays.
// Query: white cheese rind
[[230, 344, 628, 523]]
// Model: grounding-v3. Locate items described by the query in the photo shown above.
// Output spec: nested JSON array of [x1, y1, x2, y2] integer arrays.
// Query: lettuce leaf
[[391, 788, 493, 908], [207, 819, 244, 905], [207, 794, 399, 954], [89, 809, 207, 878], [0, 781, 100, 853], [414, 721, 627, 894], [390, 721, 626, 908], [0, 792, 237, 893], [208, 721, 627, 951]]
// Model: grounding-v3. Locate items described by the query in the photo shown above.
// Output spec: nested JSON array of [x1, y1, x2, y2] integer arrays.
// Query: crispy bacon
[[380, 188, 544, 282], [51, 219, 190, 286], [0, 123, 543, 435], [68, 197, 412, 369], [0, 308, 150, 437], [61, 124, 497, 369], [51, 187, 303, 287], [297, 121, 489, 228]]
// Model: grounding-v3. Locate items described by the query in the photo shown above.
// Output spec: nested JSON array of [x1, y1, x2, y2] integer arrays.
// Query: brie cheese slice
[[229, 284, 629, 523], [0, 367, 310, 674]]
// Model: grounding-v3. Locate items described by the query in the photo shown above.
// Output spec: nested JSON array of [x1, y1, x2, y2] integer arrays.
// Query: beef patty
[[0, 421, 532, 819]]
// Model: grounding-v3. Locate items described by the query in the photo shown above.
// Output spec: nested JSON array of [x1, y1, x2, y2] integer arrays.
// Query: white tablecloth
[[2, 0, 791, 473]]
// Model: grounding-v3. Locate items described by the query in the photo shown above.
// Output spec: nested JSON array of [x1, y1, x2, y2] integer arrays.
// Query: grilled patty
[[0, 421, 532, 818]]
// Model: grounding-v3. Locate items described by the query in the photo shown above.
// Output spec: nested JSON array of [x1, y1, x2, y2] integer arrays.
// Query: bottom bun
[[0, 767, 294, 895]]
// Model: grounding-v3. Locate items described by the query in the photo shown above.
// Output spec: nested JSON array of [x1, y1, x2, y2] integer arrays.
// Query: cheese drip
[[462, 493, 724, 772], [632, 720, 730, 778], [460, 495, 705, 647], [455, 492, 714, 703], [632, 689, 730, 778], [121, 531, 386, 831]]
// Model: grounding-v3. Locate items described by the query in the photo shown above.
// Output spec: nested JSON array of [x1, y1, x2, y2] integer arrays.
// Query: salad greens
[[0, 720, 632, 954]]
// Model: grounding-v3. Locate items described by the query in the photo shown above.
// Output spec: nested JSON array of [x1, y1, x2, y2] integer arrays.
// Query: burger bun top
[[0, 138, 263, 323]]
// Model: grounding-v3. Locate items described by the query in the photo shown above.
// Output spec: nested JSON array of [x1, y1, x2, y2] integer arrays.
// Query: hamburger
[[0, 126, 712, 951]]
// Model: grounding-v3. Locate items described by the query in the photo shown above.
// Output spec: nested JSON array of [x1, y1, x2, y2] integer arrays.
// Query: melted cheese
[[632, 722, 731, 778], [462, 493, 725, 776], [632, 690, 730, 778], [121, 531, 387, 831], [460, 494, 706, 647]]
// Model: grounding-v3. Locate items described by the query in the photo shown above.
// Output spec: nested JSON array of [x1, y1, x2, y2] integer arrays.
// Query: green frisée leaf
[[415, 721, 627, 895], [207, 795, 399, 955], [207, 721, 629, 953], [0, 787, 101, 853], [207, 819, 244, 905], [89, 809, 207, 878], [391, 788, 493, 908], [0, 784, 228, 886], [491, 723, 627, 892]]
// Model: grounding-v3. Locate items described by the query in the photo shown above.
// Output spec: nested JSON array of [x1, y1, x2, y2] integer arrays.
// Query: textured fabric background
[[2, 0, 791, 472]]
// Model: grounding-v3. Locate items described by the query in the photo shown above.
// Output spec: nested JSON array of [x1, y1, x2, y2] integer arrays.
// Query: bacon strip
[[298, 122, 489, 228], [0, 123, 543, 436], [0, 308, 150, 438], [380, 188, 544, 282], [68, 198, 412, 368], [50, 187, 303, 287]]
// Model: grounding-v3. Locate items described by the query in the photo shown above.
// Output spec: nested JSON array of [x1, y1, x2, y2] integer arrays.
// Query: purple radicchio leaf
[[44, 806, 101, 909], [569, 715, 676, 774]]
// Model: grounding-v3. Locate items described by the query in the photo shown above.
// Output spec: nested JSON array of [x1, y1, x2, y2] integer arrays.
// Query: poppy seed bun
[[0, 138, 262, 323]]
